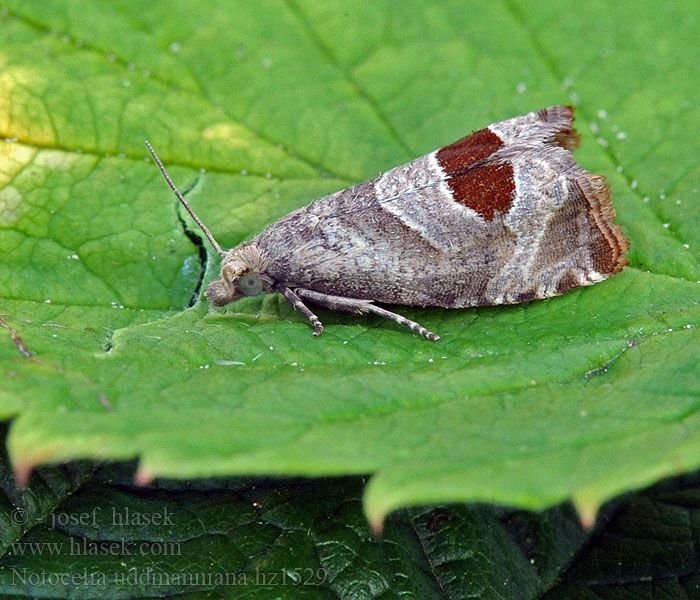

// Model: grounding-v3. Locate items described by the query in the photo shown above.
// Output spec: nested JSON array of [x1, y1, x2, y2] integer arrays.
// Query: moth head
[[205, 244, 269, 307], [144, 141, 270, 308]]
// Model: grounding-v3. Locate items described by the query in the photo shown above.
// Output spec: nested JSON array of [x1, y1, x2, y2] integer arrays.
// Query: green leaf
[[1, 0, 699, 535], [1, 453, 699, 599]]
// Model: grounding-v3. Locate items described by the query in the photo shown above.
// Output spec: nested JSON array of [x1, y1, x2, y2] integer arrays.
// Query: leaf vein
[[282, 0, 414, 160]]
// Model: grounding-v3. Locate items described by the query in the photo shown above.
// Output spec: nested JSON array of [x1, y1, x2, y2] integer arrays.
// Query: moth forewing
[[146, 106, 628, 341]]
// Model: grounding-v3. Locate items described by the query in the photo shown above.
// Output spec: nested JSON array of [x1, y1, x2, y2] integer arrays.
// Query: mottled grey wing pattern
[[256, 106, 628, 308], [156, 106, 630, 340]]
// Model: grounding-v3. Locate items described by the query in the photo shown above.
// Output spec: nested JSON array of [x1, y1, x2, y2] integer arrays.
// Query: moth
[[146, 105, 628, 341]]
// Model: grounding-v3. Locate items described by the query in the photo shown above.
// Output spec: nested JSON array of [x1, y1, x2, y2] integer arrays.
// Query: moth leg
[[364, 304, 440, 342], [294, 288, 372, 313], [277, 285, 324, 337], [294, 288, 440, 342]]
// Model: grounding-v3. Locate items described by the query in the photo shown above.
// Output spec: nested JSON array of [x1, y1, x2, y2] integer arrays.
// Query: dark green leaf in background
[[0, 0, 699, 596], [0, 446, 699, 599]]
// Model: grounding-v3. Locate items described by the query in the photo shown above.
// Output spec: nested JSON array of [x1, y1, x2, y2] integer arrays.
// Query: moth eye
[[238, 273, 263, 296]]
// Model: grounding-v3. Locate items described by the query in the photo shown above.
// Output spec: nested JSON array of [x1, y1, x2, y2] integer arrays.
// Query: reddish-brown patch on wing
[[437, 127, 503, 168], [437, 128, 515, 220], [449, 162, 515, 220]]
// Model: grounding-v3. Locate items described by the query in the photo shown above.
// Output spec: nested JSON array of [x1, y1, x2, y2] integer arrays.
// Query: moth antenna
[[144, 140, 226, 258]]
